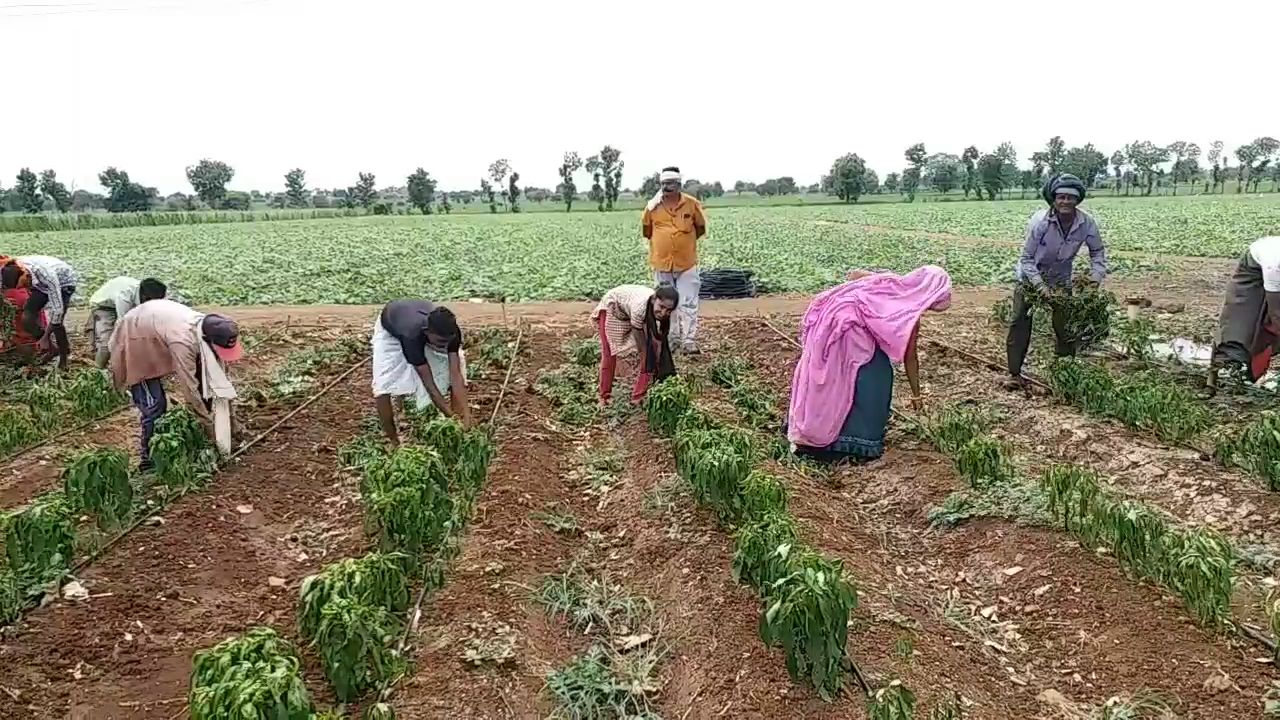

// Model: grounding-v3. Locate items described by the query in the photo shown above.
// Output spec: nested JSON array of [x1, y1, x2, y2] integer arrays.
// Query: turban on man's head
[[1042, 173, 1086, 205]]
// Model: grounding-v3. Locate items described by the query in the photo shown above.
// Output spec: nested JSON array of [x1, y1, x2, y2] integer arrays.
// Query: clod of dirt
[[235, 504, 254, 514], [267, 576, 287, 588]]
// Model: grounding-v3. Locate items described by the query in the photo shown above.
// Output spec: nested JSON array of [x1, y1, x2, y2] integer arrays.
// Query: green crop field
[[3, 194, 1275, 306]]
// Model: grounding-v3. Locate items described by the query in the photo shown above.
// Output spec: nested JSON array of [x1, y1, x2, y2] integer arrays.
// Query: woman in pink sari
[[786, 265, 952, 463]]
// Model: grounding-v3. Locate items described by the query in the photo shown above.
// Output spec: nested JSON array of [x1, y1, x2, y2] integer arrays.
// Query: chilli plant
[[674, 426, 753, 523], [3, 491, 75, 588], [298, 551, 411, 641], [189, 627, 312, 720], [1215, 412, 1280, 490], [150, 407, 218, 492], [62, 447, 133, 529], [732, 511, 798, 593], [312, 596, 405, 702], [867, 680, 917, 720], [759, 549, 859, 701], [644, 376, 692, 437]]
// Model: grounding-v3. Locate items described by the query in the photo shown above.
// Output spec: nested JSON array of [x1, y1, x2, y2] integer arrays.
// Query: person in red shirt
[[1, 287, 47, 362]]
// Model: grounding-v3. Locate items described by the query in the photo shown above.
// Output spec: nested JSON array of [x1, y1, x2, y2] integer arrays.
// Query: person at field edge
[[0, 255, 78, 370], [1206, 236, 1280, 394], [371, 299, 471, 446], [594, 283, 679, 406], [1004, 173, 1107, 389], [787, 266, 953, 464], [86, 276, 167, 369], [643, 166, 707, 354], [109, 298, 243, 470], [0, 285, 47, 363]]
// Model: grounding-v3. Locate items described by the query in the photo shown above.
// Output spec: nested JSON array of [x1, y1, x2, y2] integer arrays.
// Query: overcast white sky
[[2, 0, 1277, 196]]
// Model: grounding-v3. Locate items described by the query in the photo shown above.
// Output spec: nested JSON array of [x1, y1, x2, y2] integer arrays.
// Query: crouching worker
[[786, 266, 952, 463], [593, 283, 679, 406], [372, 299, 471, 446], [109, 298, 244, 470], [87, 276, 167, 368]]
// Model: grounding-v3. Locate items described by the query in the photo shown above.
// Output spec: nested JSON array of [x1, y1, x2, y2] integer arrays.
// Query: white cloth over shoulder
[[370, 318, 466, 409], [1250, 237, 1280, 292], [196, 326, 237, 402]]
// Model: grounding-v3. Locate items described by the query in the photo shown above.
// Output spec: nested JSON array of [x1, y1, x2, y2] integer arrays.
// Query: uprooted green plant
[[1024, 279, 1117, 351], [0, 407, 41, 455], [62, 447, 133, 529], [535, 362, 599, 427], [740, 470, 789, 521], [920, 404, 991, 455], [709, 355, 750, 389], [3, 492, 74, 588], [189, 626, 313, 720], [150, 407, 218, 493], [566, 336, 602, 367], [759, 549, 859, 701], [1215, 412, 1280, 491], [644, 376, 691, 437], [25, 375, 65, 425], [410, 415, 494, 492], [65, 369, 126, 420], [264, 338, 363, 400], [1042, 464, 1233, 629], [313, 596, 405, 702], [0, 566, 20, 626], [729, 378, 780, 429], [298, 551, 411, 641], [673, 426, 753, 523], [1043, 358, 1211, 443], [952, 436, 1017, 489], [732, 511, 798, 592], [1114, 316, 1157, 363]]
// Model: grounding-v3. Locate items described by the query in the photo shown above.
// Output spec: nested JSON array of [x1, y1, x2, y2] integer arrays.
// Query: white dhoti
[[654, 266, 701, 346], [371, 318, 467, 409]]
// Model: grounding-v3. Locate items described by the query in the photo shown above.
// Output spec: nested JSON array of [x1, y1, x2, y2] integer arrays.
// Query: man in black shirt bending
[[371, 299, 471, 444]]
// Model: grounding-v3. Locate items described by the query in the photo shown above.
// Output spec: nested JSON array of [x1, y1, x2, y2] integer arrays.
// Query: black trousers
[[1005, 286, 1075, 377], [23, 285, 75, 355]]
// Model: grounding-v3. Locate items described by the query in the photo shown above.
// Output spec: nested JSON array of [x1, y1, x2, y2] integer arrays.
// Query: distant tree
[[1206, 140, 1224, 193], [885, 170, 906, 193], [684, 178, 707, 200], [185, 158, 234, 209], [284, 168, 310, 208], [923, 153, 961, 194], [583, 146, 623, 211], [1236, 137, 1280, 192], [506, 171, 521, 213], [902, 142, 926, 202], [824, 153, 869, 202], [557, 151, 582, 212], [977, 154, 1006, 200], [961, 146, 980, 198], [1030, 136, 1066, 175], [1058, 144, 1109, 188], [638, 172, 660, 199], [38, 170, 71, 213], [1109, 150, 1126, 195], [222, 190, 252, 211], [1018, 169, 1041, 196], [349, 172, 378, 209], [98, 167, 151, 212], [438, 192, 452, 214], [487, 159, 511, 212], [14, 169, 41, 214], [584, 156, 605, 210], [406, 168, 438, 215], [1123, 141, 1170, 195], [70, 189, 105, 212], [710, 181, 724, 197], [480, 179, 496, 213], [1166, 142, 1201, 194], [862, 169, 879, 194]]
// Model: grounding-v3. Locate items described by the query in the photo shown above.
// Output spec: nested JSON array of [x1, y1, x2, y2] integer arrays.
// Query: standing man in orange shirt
[[643, 166, 707, 353]]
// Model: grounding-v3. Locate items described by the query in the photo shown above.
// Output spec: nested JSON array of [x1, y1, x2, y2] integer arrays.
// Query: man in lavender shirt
[[1005, 173, 1107, 387]]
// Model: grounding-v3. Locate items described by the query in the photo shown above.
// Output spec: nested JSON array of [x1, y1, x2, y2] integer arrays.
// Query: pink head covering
[[786, 265, 952, 448]]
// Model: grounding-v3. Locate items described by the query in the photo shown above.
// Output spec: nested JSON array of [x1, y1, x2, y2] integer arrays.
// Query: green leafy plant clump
[[1044, 358, 1211, 443], [1042, 464, 1233, 629], [953, 436, 1016, 489], [62, 447, 134, 529], [709, 356, 750, 389], [65, 369, 127, 420], [313, 596, 405, 703], [732, 511, 798, 591], [150, 407, 218, 492], [674, 426, 753, 523], [535, 362, 599, 427], [189, 627, 313, 720], [729, 378, 780, 429], [546, 644, 662, 720], [644, 376, 692, 437], [868, 680, 917, 720], [298, 552, 411, 641], [1215, 412, 1280, 490], [759, 550, 859, 701], [3, 492, 75, 588], [0, 407, 41, 455]]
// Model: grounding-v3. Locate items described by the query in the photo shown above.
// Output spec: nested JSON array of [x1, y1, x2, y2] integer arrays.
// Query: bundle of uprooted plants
[[1044, 358, 1211, 443], [1043, 464, 1234, 629], [0, 406, 40, 456], [1022, 279, 1117, 351], [62, 447, 133, 530], [188, 627, 313, 720], [0, 491, 75, 625], [1215, 412, 1280, 491], [149, 407, 218, 494]]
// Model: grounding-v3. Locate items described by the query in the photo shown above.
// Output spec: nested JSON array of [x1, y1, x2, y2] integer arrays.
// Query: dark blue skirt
[[794, 348, 893, 462]]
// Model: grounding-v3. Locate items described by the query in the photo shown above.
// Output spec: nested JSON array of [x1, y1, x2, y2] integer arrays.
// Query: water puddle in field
[[1151, 338, 1212, 365]]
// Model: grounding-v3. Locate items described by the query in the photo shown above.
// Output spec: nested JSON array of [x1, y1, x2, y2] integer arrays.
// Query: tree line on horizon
[[1, 136, 1277, 215]]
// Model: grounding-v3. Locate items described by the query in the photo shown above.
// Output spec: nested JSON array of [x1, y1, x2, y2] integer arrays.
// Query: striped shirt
[[594, 285, 653, 358], [18, 255, 77, 324]]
